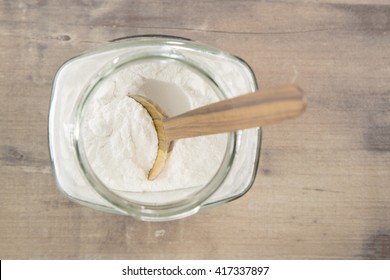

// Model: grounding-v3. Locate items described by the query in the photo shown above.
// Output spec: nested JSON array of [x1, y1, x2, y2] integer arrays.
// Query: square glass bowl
[[48, 35, 261, 221]]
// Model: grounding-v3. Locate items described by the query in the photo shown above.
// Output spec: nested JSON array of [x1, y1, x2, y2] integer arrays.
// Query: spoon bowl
[[131, 95, 173, 180]]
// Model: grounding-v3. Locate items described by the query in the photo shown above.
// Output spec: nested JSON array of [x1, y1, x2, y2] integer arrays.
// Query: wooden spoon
[[131, 84, 306, 180]]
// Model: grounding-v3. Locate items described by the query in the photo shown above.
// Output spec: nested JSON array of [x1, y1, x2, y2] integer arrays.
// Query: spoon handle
[[164, 84, 306, 140]]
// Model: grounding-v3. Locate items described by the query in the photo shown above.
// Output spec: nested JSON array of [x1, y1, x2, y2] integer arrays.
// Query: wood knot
[[4, 145, 24, 161], [56, 35, 71, 41], [363, 233, 390, 259]]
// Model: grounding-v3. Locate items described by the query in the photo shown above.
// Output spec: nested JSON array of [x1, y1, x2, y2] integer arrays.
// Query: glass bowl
[[48, 35, 261, 221]]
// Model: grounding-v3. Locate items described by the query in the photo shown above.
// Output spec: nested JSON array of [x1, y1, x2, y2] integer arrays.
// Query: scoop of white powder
[[82, 61, 227, 192]]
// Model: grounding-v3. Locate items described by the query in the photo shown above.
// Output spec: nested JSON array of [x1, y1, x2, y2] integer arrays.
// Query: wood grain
[[1, 0, 390, 259]]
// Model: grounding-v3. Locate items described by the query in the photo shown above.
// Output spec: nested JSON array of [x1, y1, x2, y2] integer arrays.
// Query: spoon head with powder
[[130, 85, 306, 181], [130, 95, 173, 180]]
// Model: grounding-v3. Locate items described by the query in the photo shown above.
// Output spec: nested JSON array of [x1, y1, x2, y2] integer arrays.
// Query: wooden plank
[[0, 0, 390, 259]]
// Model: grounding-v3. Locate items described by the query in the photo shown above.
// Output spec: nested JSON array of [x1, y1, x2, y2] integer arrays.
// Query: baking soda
[[82, 61, 228, 192]]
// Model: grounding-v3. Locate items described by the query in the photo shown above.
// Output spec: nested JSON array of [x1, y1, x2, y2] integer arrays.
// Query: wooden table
[[1, 0, 389, 259]]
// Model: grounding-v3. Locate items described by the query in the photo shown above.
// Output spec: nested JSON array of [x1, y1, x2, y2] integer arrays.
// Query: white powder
[[82, 61, 228, 192]]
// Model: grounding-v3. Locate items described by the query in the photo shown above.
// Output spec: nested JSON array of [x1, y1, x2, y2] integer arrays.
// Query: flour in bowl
[[81, 61, 228, 192]]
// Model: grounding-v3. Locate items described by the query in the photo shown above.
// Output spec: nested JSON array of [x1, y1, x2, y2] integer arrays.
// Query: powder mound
[[83, 95, 158, 188], [82, 61, 227, 192]]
